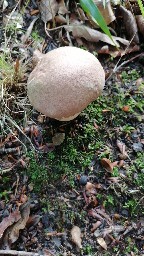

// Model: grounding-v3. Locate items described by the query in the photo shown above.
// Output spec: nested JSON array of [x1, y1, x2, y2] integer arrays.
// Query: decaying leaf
[[9, 202, 30, 244], [71, 226, 82, 249], [0, 210, 21, 239], [52, 133, 65, 146], [66, 25, 129, 47], [97, 237, 107, 250], [58, 0, 68, 15], [66, 25, 116, 46], [93, 0, 115, 25], [39, 0, 59, 23], [116, 140, 129, 159], [2, 202, 30, 248], [120, 5, 139, 44], [136, 15, 144, 36], [85, 182, 96, 194], [91, 221, 102, 232], [101, 158, 118, 172]]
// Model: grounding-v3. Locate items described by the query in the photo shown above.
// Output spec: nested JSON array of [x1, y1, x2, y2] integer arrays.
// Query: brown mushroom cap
[[27, 46, 105, 121]]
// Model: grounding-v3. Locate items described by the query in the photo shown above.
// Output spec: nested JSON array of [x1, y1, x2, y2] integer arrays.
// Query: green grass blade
[[80, 0, 115, 44], [137, 0, 144, 16]]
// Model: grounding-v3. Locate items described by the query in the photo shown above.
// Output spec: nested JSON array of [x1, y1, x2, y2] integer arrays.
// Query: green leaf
[[80, 0, 115, 45], [137, 0, 144, 17]]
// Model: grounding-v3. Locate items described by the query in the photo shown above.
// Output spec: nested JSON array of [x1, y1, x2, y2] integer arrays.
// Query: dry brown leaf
[[85, 182, 95, 190], [96, 208, 112, 224], [52, 133, 65, 146], [77, 7, 87, 22], [66, 25, 129, 47], [8, 202, 30, 244], [66, 25, 117, 46], [91, 221, 102, 232], [55, 14, 67, 24], [93, 0, 115, 25], [116, 140, 129, 159], [71, 226, 82, 249], [0, 210, 21, 239], [58, 0, 68, 15], [120, 5, 139, 44], [101, 158, 118, 172], [26, 215, 41, 228], [39, 0, 59, 23], [97, 237, 107, 250], [136, 15, 144, 36]]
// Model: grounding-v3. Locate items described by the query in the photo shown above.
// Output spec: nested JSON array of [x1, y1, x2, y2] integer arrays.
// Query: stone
[[27, 47, 105, 121]]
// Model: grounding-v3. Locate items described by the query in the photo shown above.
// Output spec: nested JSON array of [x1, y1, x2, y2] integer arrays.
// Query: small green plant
[[123, 199, 138, 216], [104, 194, 114, 207], [137, 0, 144, 17], [112, 167, 119, 177]]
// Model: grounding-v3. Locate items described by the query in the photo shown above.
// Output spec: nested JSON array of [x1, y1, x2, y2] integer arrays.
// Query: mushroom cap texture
[[27, 46, 105, 121]]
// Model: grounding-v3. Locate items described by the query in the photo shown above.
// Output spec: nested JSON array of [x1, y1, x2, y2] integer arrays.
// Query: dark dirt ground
[[0, 0, 144, 256]]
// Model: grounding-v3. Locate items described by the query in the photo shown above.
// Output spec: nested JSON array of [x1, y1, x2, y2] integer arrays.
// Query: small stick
[[0, 250, 42, 256], [46, 231, 65, 236]]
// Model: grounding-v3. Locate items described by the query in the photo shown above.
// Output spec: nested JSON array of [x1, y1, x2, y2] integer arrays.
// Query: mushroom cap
[[27, 46, 105, 121]]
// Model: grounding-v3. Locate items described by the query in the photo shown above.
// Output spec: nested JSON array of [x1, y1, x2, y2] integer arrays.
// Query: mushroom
[[27, 46, 105, 121]]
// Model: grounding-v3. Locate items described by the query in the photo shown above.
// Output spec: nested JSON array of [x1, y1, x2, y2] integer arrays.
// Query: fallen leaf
[[58, 0, 68, 15], [116, 140, 129, 159], [55, 14, 67, 24], [71, 226, 82, 249], [97, 237, 107, 250], [26, 215, 41, 228], [101, 158, 118, 172], [0, 210, 21, 239], [66, 25, 129, 47], [2, 202, 30, 248], [9, 202, 30, 244], [52, 133, 65, 146], [87, 195, 98, 209], [120, 5, 139, 44], [39, 0, 59, 23], [136, 15, 144, 36], [85, 182, 96, 193], [93, 0, 115, 25], [91, 221, 102, 232]]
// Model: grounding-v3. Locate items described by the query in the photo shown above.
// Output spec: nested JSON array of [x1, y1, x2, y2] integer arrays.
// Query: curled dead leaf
[[91, 221, 102, 232], [136, 15, 144, 36], [0, 210, 21, 239], [94, 0, 115, 25], [101, 158, 118, 172], [71, 226, 82, 249], [97, 237, 107, 250], [39, 0, 59, 23], [120, 5, 139, 44], [116, 140, 129, 159], [66, 25, 129, 47]]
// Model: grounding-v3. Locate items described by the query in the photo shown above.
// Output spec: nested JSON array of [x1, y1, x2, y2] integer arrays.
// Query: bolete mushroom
[[27, 46, 105, 121]]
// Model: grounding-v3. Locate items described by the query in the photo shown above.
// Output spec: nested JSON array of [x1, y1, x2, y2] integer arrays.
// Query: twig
[[0, 250, 42, 256], [106, 31, 143, 82], [5, 115, 36, 151], [46, 231, 65, 236]]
